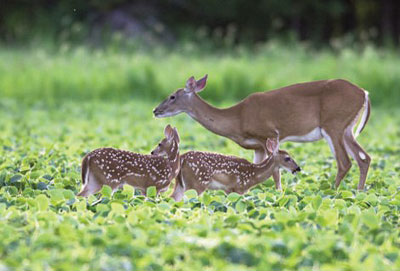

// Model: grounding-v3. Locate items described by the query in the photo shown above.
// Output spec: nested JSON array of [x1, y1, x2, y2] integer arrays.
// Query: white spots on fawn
[[359, 152, 366, 160], [85, 144, 179, 192]]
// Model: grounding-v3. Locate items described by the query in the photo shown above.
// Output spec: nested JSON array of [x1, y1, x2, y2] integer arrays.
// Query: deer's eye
[[284, 157, 291, 162], [170, 95, 175, 100], [158, 143, 162, 146]]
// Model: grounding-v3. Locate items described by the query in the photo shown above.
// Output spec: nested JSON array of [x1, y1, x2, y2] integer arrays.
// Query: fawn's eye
[[158, 143, 162, 146], [170, 95, 175, 100], [284, 157, 291, 162]]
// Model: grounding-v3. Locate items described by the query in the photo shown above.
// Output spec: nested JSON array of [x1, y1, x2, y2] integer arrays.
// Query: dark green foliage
[[0, 96, 399, 270]]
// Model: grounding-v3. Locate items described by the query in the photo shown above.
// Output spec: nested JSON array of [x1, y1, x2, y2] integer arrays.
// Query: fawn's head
[[151, 125, 180, 157], [153, 75, 208, 118], [266, 139, 301, 174]]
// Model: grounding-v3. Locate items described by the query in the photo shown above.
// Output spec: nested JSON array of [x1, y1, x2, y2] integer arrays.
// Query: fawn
[[153, 138, 300, 201], [77, 125, 180, 197]]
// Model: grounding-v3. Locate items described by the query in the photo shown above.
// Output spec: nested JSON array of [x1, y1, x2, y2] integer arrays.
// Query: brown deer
[[77, 125, 180, 197], [152, 138, 300, 201], [153, 75, 371, 190]]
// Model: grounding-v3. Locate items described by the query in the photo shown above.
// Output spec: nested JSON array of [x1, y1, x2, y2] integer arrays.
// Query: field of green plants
[[0, 46, 399, 270]]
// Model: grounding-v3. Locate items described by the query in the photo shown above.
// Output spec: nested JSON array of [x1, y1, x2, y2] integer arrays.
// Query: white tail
[[154, 76, 371, 190], [77, 125, 180, 197], [354, 91, 370, 138], [156, 139, 300, 202]]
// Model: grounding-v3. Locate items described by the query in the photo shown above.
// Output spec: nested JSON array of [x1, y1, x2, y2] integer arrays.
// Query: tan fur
[[154, 77, 371, 190]]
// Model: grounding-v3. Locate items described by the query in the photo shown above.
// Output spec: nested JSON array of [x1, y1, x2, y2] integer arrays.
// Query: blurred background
[[0, 0, 399, 105]]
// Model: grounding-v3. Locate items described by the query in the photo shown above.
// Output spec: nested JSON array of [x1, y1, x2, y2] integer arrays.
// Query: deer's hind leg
[[321, 129, 352, 188], [170, 172, 186, 202], [343, 128, 371, 190], [77, 169, 103, 197]]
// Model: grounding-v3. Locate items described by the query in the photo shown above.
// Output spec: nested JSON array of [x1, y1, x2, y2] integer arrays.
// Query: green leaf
[[101, 185, 112, 198], [158, 203, 170, 211], [341, 191, 353, 199], [63, 189, 75, 200], [184, 189, 198, 199], [235, 200, 246, 213], [278, 197, 289, 207], [9, 174, 22, 183], [48, 189, 64, 203], [364, 194, 378, 206], [227, 192, 241, 202], [111, 203, 125, 214], [312, 195, 322, 210], [36, 194, 49, 211], [146, 186, 157, 198], [201, 193, 212, 205], [361, 210, 379, 229], [122, 184, 134, 198]]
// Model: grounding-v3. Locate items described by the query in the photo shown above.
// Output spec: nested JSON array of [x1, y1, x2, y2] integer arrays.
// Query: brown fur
[[154, 77, 371, 190]]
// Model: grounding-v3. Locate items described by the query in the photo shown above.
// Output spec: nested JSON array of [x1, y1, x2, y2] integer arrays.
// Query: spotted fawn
[[153, 138, 300, 201], [78, 125, 180, 197]]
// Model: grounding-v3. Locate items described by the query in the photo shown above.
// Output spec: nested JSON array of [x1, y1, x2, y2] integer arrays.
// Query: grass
[[0, 96, 399, 270], [0, 44, 400, 105]]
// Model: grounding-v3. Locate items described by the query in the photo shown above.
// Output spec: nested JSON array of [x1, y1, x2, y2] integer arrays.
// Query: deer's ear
[[266, 139, 279, 155], [173, 127, 180, 143], [185, 76, 197, 92], [195, 74, 208, 92], [164, 124, 173, 139]]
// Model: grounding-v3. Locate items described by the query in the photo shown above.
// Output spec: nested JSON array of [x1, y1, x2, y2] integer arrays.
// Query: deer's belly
[[280, 127, 323, 143], [208, 173, 236, 191], [208, 180, 229, 190]]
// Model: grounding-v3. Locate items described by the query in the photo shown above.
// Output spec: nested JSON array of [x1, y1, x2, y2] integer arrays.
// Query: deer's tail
[[354, 90, 371, 138], [81, 155, 90, 185]]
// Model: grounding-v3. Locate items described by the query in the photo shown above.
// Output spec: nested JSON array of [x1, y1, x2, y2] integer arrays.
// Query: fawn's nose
[[151, 151, 154, 155], [292, 167, 301, 174]]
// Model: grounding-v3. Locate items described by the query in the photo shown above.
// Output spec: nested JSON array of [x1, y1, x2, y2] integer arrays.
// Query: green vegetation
[[1, 45, 399, 105], [0, 46, 399, 270], [0, 98, 399, 270]]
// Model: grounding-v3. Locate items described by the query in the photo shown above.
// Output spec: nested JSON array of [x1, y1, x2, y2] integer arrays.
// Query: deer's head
[[151, 125, 180, 157], [266, 139, 301, 174], [153, 75, 208, 118]]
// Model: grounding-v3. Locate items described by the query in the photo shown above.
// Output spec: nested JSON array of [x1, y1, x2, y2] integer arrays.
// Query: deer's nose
[[151, 151, 154, 155], [296, 167, 301, 172]]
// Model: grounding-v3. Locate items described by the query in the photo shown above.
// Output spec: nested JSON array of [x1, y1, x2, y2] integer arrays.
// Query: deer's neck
[[167, 141, 180, 179], [251, 157, 277, 185], [185, 94, 240, 139]]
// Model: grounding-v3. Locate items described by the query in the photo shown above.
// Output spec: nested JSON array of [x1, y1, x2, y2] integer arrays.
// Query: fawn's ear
[[266, 138, 279, 155], [185, 74, 208, 92], [164, 124, 174, 139], [173, 127, 180, 143]]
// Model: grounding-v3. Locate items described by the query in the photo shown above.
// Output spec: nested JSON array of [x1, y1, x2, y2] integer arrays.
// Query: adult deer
[[77, 125, 180, 197], [153, 75, 371, 190], [152, 138, 300, 201]]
